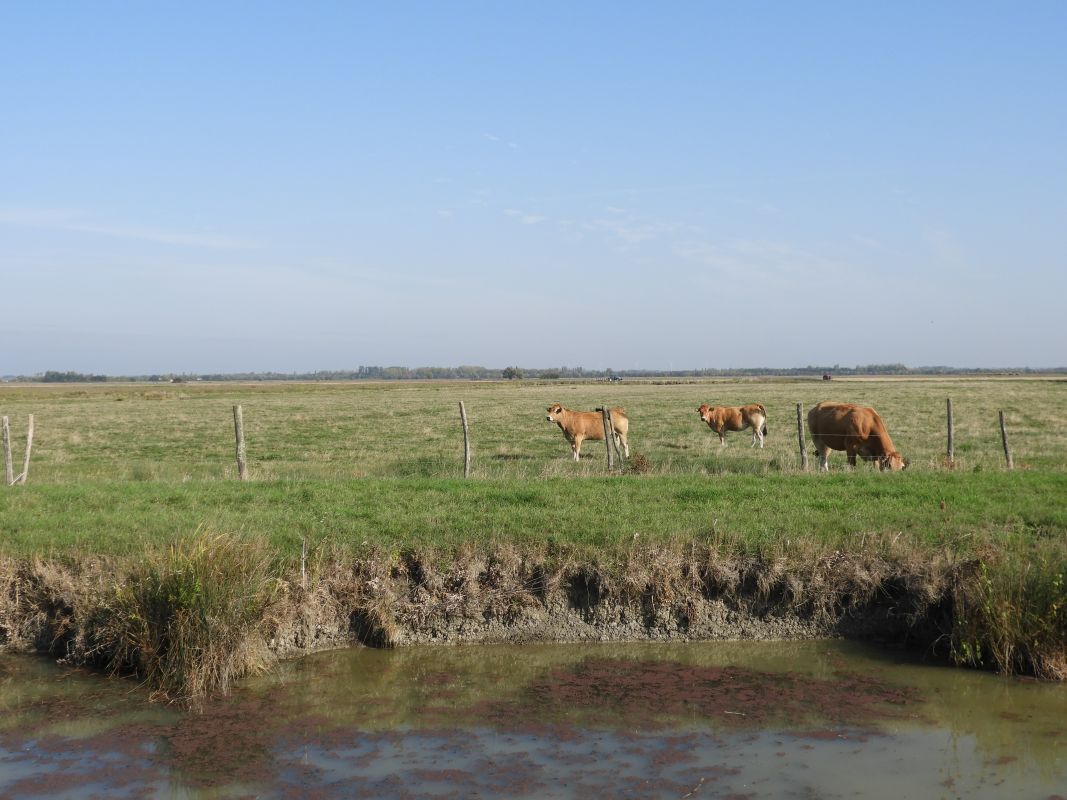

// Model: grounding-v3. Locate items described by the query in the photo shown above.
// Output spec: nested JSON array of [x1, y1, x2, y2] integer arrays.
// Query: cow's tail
[[762, 421, 768, 437]]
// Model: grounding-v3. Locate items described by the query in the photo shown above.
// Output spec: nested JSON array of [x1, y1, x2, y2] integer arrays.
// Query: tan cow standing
[[806, 401, 906, 471], [545, 403, 630, 461], [697, 403, 768, 448]]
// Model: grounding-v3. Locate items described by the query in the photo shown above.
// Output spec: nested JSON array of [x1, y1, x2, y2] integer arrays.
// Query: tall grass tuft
[[951, 537, 1067, 679], [103, 533, 280, 703]]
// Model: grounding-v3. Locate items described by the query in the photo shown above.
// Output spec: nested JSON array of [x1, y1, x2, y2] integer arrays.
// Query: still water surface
[[1, 640, 1065, 799]]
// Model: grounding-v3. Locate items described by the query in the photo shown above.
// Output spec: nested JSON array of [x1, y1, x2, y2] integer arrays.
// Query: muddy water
[[2, 641, 1066, 799]]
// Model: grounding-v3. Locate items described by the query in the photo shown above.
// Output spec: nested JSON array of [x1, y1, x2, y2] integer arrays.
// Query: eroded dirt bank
[[0, 538, 979, 702]]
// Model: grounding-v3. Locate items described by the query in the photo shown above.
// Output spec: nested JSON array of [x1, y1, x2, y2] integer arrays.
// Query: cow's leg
[[615, 431, 630, 458], [816, 443, 830, 471], [846, 447, 858, 468], [718, 429, 727, 446], [572, 435, 583, 461]]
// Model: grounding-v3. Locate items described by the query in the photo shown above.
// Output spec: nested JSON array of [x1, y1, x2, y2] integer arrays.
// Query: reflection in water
[[1, 640, 1066, 798]]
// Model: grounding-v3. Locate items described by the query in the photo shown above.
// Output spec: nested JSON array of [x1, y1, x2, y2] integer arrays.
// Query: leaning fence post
[[998, 410, 1014, 470], [796, 403, 808, 472], [18, 415, 33, 485], [946, 398, 954, 467], [233, 404, 249, 480], [459, 401, 471, 478], [2, 416, 12, 486], [598, 406, 614, 471]]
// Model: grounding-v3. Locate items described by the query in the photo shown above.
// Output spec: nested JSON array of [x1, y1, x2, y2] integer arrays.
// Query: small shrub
[[104, 533, 279, 703], [625, 453, 652, 474], [951, 538, 1067, 679]]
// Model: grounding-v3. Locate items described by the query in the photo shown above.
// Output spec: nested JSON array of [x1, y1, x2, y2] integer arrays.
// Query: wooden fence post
[[2, 416, 12, 486], [946, 398, 954, 466], [796, 404, 808, 472], [998, 410, 1014, 470], [459, 401, 471, 478], [233, 405, 249, 480], [599, 406, 614, 471], [18, 415, 33, 485]]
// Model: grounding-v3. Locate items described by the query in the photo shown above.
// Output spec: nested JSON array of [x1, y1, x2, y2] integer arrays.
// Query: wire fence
[[1, 391, 1059, 483]]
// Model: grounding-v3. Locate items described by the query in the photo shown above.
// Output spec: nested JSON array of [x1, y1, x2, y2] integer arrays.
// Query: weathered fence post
[[2, 416, 12, 486], [998, 410, 1014, 470], [18, 415, 33, 485], [946, 398, 954, 466], [796, 403, 808, 472], [233, 404, 249, 480], [459, 401, 471, 478], [599, 406, 614, 471]]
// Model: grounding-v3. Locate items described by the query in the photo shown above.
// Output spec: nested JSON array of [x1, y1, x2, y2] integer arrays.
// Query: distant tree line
[[40, 370, 109, 383], [9, 364, 1064, 383]]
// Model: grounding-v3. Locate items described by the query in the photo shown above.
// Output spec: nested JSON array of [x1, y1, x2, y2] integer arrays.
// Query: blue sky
[[2, 2, 1065, 373]]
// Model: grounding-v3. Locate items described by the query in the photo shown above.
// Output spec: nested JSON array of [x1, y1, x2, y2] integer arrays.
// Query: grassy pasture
[[0, 376, 1064, 483], [2, 471, 1064, 557], [1, 377, 1066, 690]]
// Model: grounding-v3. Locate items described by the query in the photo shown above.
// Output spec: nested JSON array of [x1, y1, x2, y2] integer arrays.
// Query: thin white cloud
[[674, 238, 845, 283], [483, 132, 519, 149], [504, 209, 546, 225], [586, 215, 684, 244], [0, 209, 256, 250]]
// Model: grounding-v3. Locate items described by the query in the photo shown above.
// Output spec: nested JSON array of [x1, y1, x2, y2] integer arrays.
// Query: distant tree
[[502, 366, 523, 380]]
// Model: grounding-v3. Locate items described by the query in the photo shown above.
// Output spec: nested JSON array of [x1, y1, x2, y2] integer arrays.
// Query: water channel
[[2, 640, 1065, 798]]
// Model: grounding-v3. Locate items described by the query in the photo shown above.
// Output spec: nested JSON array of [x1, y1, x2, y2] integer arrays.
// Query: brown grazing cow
[[806, 401, 906, 471], [697, 403, 768, 448], [545, 403, 630, 461]]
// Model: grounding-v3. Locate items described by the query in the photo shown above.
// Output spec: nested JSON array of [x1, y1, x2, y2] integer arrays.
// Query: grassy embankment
[[1, 377, 1065, 700]]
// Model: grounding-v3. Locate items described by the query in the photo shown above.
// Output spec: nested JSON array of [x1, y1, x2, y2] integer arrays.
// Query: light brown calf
[[545, 403, 630, 461], [806, 401, 906, 471], [697, 403, 768, 447]]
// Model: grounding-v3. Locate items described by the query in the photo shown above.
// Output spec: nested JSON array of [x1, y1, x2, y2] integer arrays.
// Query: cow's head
[[881, 451, 907, 471], [697, 403, 712, 423], [546, 403, 564, 422]]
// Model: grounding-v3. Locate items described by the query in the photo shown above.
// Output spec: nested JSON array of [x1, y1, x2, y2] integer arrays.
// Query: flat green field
[[1, 376, 1064, 557], [0, 376, 1063, 483]]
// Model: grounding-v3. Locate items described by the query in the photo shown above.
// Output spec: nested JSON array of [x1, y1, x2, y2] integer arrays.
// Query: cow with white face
[[546, 403, 630, 461]]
